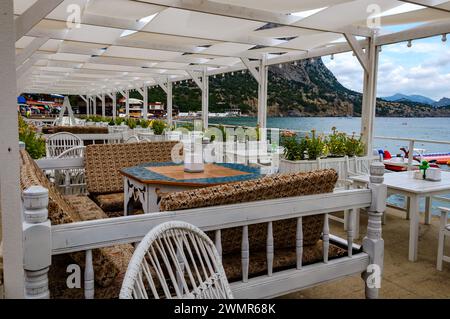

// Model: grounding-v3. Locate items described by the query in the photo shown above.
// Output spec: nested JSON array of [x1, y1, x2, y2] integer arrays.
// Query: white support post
[[143, 86, 148, 120], [125, 90, 130, 117], [202, 68, 209, 129], [0, 2, 25, 298], [111, 93, 117, 120], [360, 36, 379, 155], [86, 95, 91, 116], [92, 96, 97, 116], [101, 93, 106, 118], [23, 186, 51, 299], [257, 55, 268, 129], [362, 162, 386, 299], [167, 81, 173, 127]]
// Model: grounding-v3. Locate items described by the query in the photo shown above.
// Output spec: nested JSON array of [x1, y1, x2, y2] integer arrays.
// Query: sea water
[[209, 116, 450, 215]]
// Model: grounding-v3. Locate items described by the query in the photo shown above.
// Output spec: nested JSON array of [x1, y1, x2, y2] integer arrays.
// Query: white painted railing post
[[362, 162, 386, 299], [22, 186, 51, 299]]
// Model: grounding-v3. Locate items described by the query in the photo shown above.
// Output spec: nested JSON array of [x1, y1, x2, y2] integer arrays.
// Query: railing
[[21, 163, 386, 299]]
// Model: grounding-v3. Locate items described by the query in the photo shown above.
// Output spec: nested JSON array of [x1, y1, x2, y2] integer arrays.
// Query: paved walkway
[[284, 207, 450, 298]]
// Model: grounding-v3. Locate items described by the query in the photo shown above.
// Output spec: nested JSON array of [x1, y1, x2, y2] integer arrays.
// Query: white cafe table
[[350, 171, 450, 262]]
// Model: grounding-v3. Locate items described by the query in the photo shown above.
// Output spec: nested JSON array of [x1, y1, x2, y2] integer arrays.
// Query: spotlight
[[442, 34, 447, 42], [278, 64, 282, 68], [330, 54, 334, 60], [293, 61, 298, 66], [407, 40, 412, 48]]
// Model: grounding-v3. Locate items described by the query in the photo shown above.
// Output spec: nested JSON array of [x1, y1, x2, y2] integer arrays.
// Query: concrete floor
[[283, 207, 450, 299]]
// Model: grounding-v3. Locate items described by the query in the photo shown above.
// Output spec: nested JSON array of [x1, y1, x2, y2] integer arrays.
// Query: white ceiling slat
[[15, 0, 64, 40], [138, 0, 372, 36]]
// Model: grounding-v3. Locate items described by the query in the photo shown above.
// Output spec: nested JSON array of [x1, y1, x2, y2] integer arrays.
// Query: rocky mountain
[[381, 93, 436, 105], [144, 58, 450, 117], [434, 97, 450, 108]]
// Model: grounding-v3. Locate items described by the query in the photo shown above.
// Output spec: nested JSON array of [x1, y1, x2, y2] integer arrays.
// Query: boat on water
[[380, 148, 442, 172]]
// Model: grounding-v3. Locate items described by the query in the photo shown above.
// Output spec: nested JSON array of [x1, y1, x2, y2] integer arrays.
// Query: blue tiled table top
[[120, 162, 262, 186]]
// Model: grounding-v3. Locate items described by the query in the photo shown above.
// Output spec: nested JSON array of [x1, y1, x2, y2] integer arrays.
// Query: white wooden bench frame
[[21, 163, 387, 299]]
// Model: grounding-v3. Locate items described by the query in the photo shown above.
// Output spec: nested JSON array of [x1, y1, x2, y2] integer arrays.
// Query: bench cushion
[[84, 141, 179, 194], [93, 193, 124, 213]]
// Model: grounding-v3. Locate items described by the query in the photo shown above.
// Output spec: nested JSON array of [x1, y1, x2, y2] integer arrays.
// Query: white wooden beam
[[240, 57, 261, 85], [137, 0, 372, 37], [376, 19, 450, 46], [16, 58, 36, 80], [135, 87, 144, 96], [186, 70, 203, 90], [15, 0, 64, 41], [15, 37, 49, 67], [0, 0, 25, 298], [156, 78, 169, 94], [79, 95, 88, 104], [344, 33, 369, 73]]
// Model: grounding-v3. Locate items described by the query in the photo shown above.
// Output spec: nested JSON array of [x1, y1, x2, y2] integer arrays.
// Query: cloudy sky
[[323, 35, 450, 101]]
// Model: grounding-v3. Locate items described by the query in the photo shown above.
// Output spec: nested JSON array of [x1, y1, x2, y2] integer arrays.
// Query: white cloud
[[323, 42, 450, 100]]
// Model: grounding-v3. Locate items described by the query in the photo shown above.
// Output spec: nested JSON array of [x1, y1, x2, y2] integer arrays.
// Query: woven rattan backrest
[[85, 141, 179, 194], [160, 169, 338, 253]]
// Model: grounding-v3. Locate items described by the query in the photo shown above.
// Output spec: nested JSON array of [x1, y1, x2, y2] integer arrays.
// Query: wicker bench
[[20, 149, 134, 298], [84, 141, 179, 215], [159, 169, 349, 281]]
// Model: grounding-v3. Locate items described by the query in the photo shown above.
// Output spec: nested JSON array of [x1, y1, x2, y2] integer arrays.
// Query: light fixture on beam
[[407, 40, 412, 48], [442, 34, 447, 42], [293, 61, 298, 66], [330, 54, 334, 60], [278, 63, 282, 68]]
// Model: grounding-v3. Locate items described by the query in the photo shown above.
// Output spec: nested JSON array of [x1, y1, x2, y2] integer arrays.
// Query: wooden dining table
[[120, 162, 262, 214]]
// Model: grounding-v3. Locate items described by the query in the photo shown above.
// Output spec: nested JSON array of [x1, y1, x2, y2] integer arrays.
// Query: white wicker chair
[[45, 132, 83, 158], [437, 207, 450, 271], [125, 135, 140, 143], [119, 221, 233, 299], [53, 146, 86, 195]]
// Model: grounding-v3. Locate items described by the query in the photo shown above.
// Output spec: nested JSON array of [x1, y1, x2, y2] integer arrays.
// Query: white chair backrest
[[46, 132, 83, 158], [119, 221, 233, 299], [125, 135, 140, 143]]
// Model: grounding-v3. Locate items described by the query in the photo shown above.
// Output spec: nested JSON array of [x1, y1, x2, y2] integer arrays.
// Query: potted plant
[[279, 128, 368, 174]]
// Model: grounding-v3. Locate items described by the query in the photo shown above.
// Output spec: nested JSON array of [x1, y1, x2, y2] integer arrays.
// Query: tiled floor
[[283, 207, 450, 299]]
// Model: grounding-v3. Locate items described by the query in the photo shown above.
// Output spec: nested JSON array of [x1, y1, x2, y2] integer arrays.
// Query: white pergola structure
[[1, 0, 450, 298]]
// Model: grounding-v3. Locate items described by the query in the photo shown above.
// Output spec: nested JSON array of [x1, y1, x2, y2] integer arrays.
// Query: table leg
[[408, 195, 420, 262], [123, 177, 129, 216], [425, 196, 432, 225], [144, 185, 159, 214], [406, 196, 411, 220]]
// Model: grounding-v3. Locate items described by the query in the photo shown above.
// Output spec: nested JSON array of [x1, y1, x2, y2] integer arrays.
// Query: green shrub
[[151, 119, 166, 135], [18, 117, 46, 159], [126, 118, 137, 129], [140, 119, 150, 128], [345, 132, 365, 157], [281, 135, 305, 161], [305, 129, 326, 160], [327, 127, 347, 157], [114, 117, 124, 126]]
